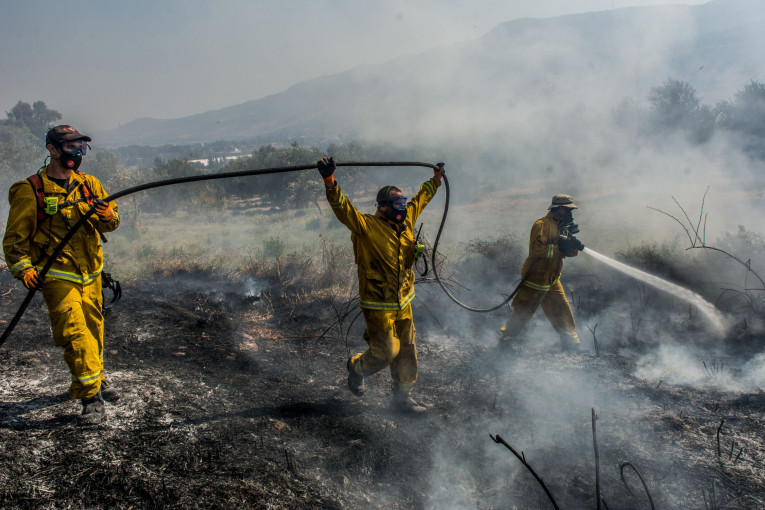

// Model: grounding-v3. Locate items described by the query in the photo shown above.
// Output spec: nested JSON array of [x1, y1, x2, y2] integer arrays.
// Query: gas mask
[[378, 194, 408, 224], [56, 140, 88, 171], [556, 207, 580, 235]]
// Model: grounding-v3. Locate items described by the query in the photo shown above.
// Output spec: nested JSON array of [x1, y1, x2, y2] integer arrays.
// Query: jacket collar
[[42, 166, 86, 194]]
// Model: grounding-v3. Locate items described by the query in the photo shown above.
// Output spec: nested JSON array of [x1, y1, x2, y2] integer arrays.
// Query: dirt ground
[[1, 269, 764, 509]]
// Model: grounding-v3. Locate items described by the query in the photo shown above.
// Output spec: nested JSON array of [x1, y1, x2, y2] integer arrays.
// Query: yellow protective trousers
[[500, 280, 580, 345], [350, 305, 417, 394], [42, 277, 104, 400]]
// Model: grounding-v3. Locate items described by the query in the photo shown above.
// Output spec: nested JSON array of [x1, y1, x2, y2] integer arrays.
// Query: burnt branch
[[694, 187, 710, 246], [674, 194, 701, 245], [490, 434, 560, 510], [647, 206, 695, 246], [619, 462, 655, 510], [592, 409, 602, 510], [650, 191, 765, 291], [688, 247, 765, 289], [716, 418, 725, 459], [586, 323, 599, 356]]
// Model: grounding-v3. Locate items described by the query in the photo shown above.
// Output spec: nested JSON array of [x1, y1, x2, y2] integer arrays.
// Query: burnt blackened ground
[[1, 270, 764, 509]]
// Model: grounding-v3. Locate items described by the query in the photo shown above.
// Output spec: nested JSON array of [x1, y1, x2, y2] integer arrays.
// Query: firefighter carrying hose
[[3, 125, 120, 425], [318, 157, 442, 413], [498, 194, 586, 353]]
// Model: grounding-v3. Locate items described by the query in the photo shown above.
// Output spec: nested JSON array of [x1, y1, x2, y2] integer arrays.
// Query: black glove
[[558, 235, 585, 253], [317, 157, 336, 179]]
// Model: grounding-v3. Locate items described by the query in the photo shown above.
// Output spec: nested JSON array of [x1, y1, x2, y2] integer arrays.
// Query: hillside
[[99, 0, 765, 147]]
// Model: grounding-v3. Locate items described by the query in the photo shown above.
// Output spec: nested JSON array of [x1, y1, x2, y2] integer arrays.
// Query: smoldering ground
[[406, 204, 765, 509], [3, 257, 765, 509], [4, 112, 765, 509]]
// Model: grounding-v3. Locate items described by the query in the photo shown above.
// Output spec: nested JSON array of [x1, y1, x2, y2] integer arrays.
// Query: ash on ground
[[1, 271, 763, 509]]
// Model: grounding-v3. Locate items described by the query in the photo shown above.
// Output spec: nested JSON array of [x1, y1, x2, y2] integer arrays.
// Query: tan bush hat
[[548, 194, 578, 210]]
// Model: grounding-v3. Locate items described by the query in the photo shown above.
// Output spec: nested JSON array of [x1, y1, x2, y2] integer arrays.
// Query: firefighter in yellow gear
[[499, 194, 586, 352], [3, 125, 120, 425], [317, 157, 442, 413]]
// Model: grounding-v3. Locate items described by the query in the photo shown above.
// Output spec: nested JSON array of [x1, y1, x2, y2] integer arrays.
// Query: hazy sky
[[1, 0, 709, 133]]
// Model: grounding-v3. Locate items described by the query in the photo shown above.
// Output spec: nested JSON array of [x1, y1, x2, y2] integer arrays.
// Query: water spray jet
[[582, 248, 728, 337]]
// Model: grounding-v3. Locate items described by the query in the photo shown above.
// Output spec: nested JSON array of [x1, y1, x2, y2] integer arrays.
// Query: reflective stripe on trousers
[[359, 288, 415, 311]]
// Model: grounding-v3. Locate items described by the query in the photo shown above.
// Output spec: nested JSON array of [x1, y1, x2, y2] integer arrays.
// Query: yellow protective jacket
[[3, 167, 119, 285], [326, 177, 440, 310], [521, 211, 578, 291]]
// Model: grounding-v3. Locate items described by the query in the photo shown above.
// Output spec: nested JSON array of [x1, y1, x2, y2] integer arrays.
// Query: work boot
[[78, 392, 105, 426], [497, 332, 517, 353], [391, 392, 427, 414], [347, 357, 365, 396], [100, 377, 120, 402]]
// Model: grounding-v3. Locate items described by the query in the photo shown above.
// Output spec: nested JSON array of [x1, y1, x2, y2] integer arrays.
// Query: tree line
[[613, 78, 765, 157], [1, 77, 764, 223]]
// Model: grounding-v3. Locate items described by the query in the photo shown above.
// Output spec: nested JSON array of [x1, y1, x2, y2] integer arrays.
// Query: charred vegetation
[[2, 232, 765, 508]]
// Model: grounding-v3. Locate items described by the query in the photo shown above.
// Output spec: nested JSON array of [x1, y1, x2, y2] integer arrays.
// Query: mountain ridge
[[100, 0, 763, 147]]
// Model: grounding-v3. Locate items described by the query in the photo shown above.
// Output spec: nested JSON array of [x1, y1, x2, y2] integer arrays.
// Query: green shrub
[[615, 242, 682, 277], [464, 233, 525, 272], [136, 244, 158, 259], [262, 236, 286, 259]]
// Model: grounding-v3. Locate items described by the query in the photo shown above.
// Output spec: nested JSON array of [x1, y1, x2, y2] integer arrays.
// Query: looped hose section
[[0, 161, 440, 348]]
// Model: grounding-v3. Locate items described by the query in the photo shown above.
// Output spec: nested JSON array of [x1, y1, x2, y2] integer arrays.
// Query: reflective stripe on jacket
[[3, 167, 119, 283], [521, 211, 577, 289], [326, 177, 440, 310]]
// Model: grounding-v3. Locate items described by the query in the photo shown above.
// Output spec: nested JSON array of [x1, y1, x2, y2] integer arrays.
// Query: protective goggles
[[381, 196, 408, 211], [59, 140, 89, 156]]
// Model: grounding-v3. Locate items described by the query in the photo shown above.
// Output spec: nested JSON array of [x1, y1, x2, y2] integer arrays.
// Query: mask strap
[[378, 186, 393, 208]]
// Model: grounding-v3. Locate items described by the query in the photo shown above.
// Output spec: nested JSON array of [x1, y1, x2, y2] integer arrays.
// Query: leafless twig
[[490, 434, 559, 510], [586, 322, 599, 356], [592, 409, 602, 510], [619, 462, 655, 510], [716, 418, 725, 459], [650, 190, 765, 291]]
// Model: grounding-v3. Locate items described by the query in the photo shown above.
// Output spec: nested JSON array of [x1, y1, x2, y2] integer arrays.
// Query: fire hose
[[429, 172, 535, 313], [0, 160, 526, 348]]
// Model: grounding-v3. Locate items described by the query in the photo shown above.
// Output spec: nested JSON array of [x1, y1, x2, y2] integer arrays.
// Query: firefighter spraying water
[[498, 194, 586, 352], [484, 193, 727, 348]]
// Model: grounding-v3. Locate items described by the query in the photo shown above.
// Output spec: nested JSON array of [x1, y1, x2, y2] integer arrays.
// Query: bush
[[463, 233, 525, 272], [262, 237, 286, 259], [137, 244, 159, 259], [615, 242, 680, 275]]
